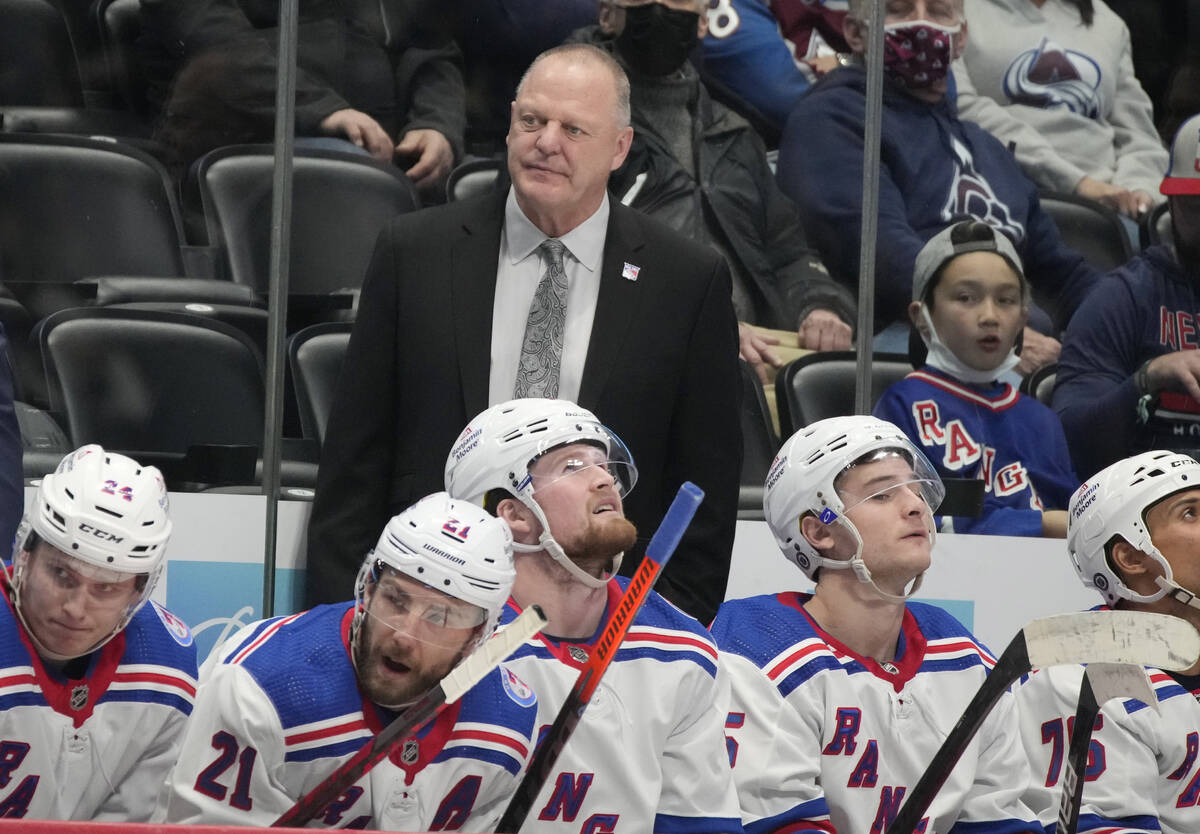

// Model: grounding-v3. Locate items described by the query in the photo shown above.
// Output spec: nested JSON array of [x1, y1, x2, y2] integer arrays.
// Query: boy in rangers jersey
[[1016, 450, 1200, 833], [445, 398, 744, 833], [0, 444, 196, 821], [874, 219, 1077, 537], [161, 493, 538, 830], [715, 416, 1041, 833]]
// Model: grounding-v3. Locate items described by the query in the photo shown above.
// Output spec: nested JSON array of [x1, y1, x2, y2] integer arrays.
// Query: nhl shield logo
[[400, 738, 420, 765], [70, 684, 89, 711]]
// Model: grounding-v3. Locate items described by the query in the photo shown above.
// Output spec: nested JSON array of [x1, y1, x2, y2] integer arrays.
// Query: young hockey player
[[714, 415, 1040, 833], [162, 492, 538, 830], [0, 444, 195, 821], [1016, 450, 1200, 833], [445, 398, 744, 833], [874, 219, 1077, 536]]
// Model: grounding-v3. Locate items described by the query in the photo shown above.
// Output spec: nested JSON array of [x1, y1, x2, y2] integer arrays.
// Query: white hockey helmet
[[444, 398, 637, 588], [1067, 450, 1200, 607], [354, 492, 516, 647], [764, 415, 944, 600], [12, 445, 172, 658]]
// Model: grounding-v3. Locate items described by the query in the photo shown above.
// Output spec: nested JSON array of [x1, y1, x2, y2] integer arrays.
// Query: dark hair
[[1064, 0, 1095, 26], [922, 221, 1016, 311]]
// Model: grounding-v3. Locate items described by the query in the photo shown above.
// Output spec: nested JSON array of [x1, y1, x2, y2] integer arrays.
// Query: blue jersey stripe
[[96, 689, 193, 716], [653, 812, 747, 833], [745, 796, 832, 834], [284, 737, 366, 763], [0, 691, 48, 710], [431, 744, 523, 776]]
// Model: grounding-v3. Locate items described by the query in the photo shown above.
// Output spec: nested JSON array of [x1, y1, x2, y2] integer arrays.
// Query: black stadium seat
[[0, 0, 84, 107], [1038, 192, 1134, 272], [289, 322, 352, 447], [775, 352, 913, 438]]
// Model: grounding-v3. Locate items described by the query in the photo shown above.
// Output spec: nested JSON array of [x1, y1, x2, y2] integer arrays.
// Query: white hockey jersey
[[1016, 617, 1200, 834], [0, 579, 199, 821], [496, 579, 744, 833], [161, 602, 539, 830], [714, 592, 1041, 834]]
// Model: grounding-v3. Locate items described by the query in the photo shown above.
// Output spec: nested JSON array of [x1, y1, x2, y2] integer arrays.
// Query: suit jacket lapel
[[451, 193, 505, 418], [579, 204, 647, 408]]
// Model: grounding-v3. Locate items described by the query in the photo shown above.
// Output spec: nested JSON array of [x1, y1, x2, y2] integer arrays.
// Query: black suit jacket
[[305, 190, 742, 624]]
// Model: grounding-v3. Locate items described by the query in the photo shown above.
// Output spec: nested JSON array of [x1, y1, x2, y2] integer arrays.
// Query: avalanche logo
[[941, 136, 1025, 242], [500, 665, 537, 708], [1002, 38, 1102, 118], [153, 601, 195, 647]]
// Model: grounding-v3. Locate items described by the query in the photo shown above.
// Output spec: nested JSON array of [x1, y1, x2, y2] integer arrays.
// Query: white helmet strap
[[510, 499, 622, 589], [1154, 574, 1200, 612], [813, 517, 927, 604]]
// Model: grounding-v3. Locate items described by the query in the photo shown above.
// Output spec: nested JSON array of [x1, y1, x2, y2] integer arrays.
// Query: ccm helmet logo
[[78, 523, 124, 544]]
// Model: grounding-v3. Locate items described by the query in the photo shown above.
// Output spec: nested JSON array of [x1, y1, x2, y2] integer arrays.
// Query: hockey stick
[[1056, 663, 1157, 834], [886, 611, 1200, 834], [272, 604, 549, 828], [494, 481, 706, 834]]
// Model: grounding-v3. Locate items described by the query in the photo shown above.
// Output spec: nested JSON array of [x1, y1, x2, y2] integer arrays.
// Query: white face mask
[[918, 305, 1021, 384]]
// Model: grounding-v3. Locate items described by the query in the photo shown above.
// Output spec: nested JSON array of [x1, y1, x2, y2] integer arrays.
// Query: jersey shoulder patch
[[150, 601, 194, 647], [499, 664, 537, 708]]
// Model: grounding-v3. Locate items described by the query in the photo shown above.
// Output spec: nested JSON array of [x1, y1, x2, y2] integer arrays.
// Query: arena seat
[[1020, 362, 1058, 407], [40, 307, 266, 487], [289, 321, 352, 447], [446, 156, 504, 202], [192, 145, 420, 298], [1143, 202, 1172, 248], [775, 352, 912, 437], [739, 359, 779, 520], [1038, 191, 1134, 272], [0, 0, 85, 107]]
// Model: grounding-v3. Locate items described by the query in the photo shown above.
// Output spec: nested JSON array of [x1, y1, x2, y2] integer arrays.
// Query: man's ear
[[496, 497, 541, 545], [1109, 539, 1156, 578], [800, 514, 837, 554]]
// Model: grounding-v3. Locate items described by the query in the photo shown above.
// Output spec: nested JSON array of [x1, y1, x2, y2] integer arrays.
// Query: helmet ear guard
[[445, 398, 638, 588], [764, 416, 943, 603], [1068, 451, 1200, 609]]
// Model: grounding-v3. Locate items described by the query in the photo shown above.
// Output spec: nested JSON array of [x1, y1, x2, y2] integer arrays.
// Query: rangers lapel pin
[[621, 262, 641, 281]]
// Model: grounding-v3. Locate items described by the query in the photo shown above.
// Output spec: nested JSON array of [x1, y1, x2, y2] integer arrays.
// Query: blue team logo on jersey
[[1003, 38, 1102, 118], [500, 665, 537, 708], [152, 601, 195, 647]]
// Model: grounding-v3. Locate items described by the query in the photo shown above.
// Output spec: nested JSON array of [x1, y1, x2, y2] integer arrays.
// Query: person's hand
[[1074, 176, 1151, 219], [1144, 350, 1200, 401], [1042, 509, 1068, 538], [739, 322, 783, 384], [804, 54, 841, 78], [797, 309, 852, 351], [319, 108, 394, 161], [396, 129, 454, 190], [1016, 327, 1060, 377]]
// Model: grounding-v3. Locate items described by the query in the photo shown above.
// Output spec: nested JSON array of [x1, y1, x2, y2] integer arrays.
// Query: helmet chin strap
[[1154, 574, 1200, 612], [511, 504, 623, 589], [817, 519, 927, 604]]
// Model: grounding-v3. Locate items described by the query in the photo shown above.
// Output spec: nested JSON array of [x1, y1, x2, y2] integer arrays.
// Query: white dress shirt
[[489, 188, 610, 404]]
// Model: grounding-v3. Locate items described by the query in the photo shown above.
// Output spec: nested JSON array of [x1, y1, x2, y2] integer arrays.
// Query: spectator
[[0, 446, 195, 821], [1017, 451, 1200, 832], [162, 493, 536, 828], [1054, 113, 1200, 478], [715, 416, 1040, 832], [699, 0, 850, 134], [874, 220, 1076, 536], [777, 0, 1100, 367], [306, 43, 740, 626], [138, 0, 463, 191], [445, 398, 743, 832], [570, 0, 854, 381], [952, 0, 1168, 221]]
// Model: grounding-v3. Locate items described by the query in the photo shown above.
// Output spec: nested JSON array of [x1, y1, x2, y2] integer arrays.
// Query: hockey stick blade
[[1057, 663, 1157, 834], [887, 611, 1200, 834], [494, 481, 705, 834], [272, 604, 548, 828]]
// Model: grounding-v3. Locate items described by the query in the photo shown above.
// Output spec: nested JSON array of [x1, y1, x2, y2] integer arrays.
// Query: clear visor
[[529, 437, 638, 498], [835, 448, 945, 516], [358, 565, 488, 649]]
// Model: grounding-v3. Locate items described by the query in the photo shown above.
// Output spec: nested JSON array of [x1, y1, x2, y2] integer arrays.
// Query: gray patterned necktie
[[514, 239, 568, 398]]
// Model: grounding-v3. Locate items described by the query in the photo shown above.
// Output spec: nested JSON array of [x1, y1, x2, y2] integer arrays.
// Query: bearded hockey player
[[1016, 450, 1200, 833], [0, 444, 195, 821], [445, 398, 744, 833], [161, 492, 538, 830], [714, 415, 1040, 833]]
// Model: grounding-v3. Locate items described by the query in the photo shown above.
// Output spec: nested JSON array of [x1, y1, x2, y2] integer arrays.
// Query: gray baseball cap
[[912, 220, 1026, 302]]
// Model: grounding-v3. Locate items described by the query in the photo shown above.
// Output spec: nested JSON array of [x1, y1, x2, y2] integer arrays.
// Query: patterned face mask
[[882, 20, 961, 89]]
